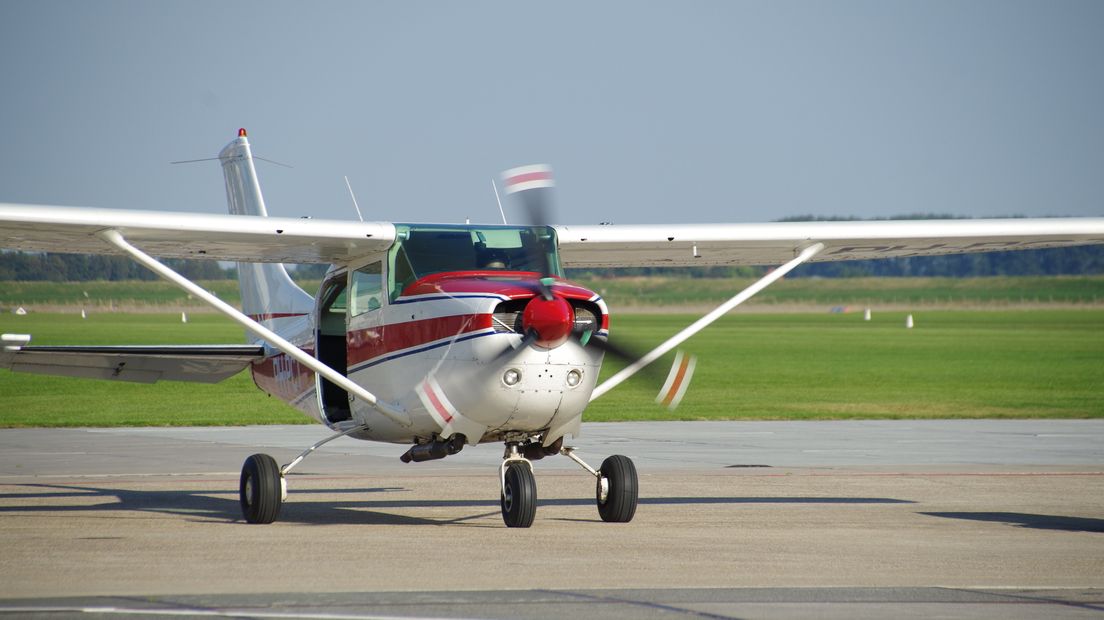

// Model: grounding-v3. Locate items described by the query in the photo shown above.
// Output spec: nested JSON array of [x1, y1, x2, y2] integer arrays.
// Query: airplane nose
[[522, 295, 575, 348]]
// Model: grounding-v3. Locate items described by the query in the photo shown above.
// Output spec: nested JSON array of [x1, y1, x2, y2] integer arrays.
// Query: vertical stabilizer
[[218, 129, 314, 343]]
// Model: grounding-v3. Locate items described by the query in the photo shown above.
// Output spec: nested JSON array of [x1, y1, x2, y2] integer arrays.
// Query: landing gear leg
[[499, 443, 536, 528], [239, 423, 368, 524], [562, 448, 638, 523]]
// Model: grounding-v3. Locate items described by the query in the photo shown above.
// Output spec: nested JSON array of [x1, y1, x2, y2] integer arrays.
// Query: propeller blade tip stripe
[[502, 164, 554, 194], [416, 377, 456, 425], [657, 351, 697, 410]]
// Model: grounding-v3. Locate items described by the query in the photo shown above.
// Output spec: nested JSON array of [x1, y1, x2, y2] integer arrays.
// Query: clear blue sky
[[1, 1, 1101, 225]]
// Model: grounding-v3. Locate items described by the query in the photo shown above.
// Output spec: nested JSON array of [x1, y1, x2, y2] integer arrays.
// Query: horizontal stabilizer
[[0, 344, 264, 384]]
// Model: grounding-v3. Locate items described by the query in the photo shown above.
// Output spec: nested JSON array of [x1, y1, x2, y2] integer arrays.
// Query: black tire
[[240, 453, 283, 524], [500, 462, 537, 528], [597, 455, 638, 523]]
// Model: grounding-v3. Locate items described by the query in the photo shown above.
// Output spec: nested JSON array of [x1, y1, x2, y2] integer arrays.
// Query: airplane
[[1, 129, 1102, 527]]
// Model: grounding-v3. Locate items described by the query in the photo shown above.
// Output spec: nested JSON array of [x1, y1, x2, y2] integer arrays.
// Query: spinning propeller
[[499, 164, 697, 410]]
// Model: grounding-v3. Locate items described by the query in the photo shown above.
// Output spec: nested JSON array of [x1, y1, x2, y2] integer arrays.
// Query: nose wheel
[[500, 461, 537, 527]]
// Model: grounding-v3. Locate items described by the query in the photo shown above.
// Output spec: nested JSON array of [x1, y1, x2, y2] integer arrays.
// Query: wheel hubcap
[[597, 476, 610, 504], [244, 477, 253, 506], [503, 483, 514, 512]]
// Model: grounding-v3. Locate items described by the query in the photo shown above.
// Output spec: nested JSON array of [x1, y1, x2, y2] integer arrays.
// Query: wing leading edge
[[554, 218, 1104, 268], [0, 203, 396, 264]]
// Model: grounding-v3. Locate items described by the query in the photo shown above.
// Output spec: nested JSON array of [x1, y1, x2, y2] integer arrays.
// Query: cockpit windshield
[[388, 224, 561, 299]]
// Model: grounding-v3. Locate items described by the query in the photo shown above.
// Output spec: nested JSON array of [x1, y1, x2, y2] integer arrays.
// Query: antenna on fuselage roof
[[491, 178, 507, 225], [343, 176, 365, 222]]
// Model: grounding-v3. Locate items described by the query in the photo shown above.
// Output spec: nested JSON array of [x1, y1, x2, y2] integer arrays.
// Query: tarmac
[[1, 420, 1102, 619]]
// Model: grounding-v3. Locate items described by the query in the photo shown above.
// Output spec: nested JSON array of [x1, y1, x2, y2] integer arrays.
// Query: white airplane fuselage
[[251, 270, 608, 447]]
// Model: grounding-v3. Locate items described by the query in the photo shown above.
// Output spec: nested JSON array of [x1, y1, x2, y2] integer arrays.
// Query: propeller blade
[[501, 164, 556, 278], [583, 334, 675, 390], [499, 163, 699, 410], [501, 164, 554, 227], [491, 329, 539, 364]]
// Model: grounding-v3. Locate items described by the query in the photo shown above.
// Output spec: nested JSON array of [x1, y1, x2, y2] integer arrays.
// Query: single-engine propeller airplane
[[2, 130, 1103, 527]]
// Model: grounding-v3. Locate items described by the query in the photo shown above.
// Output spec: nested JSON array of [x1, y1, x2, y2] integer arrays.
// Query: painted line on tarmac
[[0, 472, 239, 479], [0, 607, 471, 620]]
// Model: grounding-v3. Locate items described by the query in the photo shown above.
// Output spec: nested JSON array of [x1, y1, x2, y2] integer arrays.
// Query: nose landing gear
[[499, 443, 536, 527]]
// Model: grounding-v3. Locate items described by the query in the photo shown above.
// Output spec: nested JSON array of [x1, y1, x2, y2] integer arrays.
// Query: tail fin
[[218, 129, 314, 343]]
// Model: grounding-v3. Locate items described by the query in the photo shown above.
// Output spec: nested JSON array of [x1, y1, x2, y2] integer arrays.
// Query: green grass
[[1, 309, 1101, 427], [575, 275, 1104, 307], [589, 310, 1104, 420]]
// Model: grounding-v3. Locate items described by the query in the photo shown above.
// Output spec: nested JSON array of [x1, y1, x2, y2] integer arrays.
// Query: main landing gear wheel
[[240, 453, 283, 524], [501, 461, 537, 528], [597, 455, 638, 523]]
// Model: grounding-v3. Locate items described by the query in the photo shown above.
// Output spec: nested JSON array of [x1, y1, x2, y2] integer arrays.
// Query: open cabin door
[[316, 269, 351, 423]]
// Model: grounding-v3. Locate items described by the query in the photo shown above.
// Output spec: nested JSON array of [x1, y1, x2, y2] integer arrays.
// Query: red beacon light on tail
[[238, 128, 248, 137]]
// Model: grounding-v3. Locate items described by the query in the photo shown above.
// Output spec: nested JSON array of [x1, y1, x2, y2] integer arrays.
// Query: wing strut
[[96, 229, 411, 427], [590, 242, 825, 401]]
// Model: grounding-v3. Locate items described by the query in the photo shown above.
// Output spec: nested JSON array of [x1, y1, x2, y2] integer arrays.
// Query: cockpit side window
[[389, 243, 416, 302], [350, 261, 383, 316]]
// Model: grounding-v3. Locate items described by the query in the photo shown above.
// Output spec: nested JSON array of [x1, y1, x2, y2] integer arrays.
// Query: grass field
[[1, 309, 1100, 427], [577, 275, 1104, 308], [3, 275, 1103, 310]]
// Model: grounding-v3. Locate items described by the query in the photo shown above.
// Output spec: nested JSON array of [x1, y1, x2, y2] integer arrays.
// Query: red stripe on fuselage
[[251, 349, 315, 403], [347, 313, 494, 368]]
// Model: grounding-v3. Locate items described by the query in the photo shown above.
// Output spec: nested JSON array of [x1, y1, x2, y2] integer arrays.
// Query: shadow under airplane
[[921, 511, 1104, 533], [0, 482, 914, 527]]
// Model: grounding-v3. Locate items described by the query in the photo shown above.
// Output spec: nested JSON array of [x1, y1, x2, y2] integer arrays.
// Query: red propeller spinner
[[521, 294, 575, 348]]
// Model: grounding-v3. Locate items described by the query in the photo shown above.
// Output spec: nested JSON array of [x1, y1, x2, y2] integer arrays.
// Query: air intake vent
[[492, 299, 527, 333], [491, 298, 603, 336], [571, 302, 599, 335]]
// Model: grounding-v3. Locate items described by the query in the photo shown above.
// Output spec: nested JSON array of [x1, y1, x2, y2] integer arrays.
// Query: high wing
[[0, 342, 264, 383], [4, 203, 1102, 268], [554, 218, 1104, 267], [0, 202, 366, 385], [0, 203, 395, 264]]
